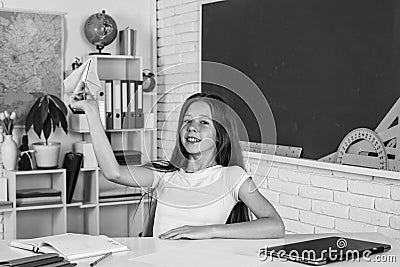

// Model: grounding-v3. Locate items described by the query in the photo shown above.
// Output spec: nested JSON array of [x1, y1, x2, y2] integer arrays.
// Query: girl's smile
[[180, 101, 217, 157]]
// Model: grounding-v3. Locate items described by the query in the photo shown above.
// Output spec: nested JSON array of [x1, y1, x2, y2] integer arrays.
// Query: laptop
[[259, 236, 391, 265]]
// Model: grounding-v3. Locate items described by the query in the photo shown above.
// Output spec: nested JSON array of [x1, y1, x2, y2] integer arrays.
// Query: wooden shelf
[[80, 167, 99, 172], [79, 203, 97, 209], [66, 202, 84, 208], [16, 204, 64, 211], [8, 169, 65, 175], [99, 199, 143, 207], [90, 54, 142, 60]]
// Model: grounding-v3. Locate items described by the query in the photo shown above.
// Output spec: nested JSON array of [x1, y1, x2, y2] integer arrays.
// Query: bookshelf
[[68, 55, 157, 238], [3, 169, 67, 240], [68, 55, 158, 162], [2, 56, 156, 239], [3, 167, 150, 239]]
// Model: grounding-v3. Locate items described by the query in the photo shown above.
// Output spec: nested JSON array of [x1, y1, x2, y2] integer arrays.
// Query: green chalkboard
[[201, 0, 400, 159]]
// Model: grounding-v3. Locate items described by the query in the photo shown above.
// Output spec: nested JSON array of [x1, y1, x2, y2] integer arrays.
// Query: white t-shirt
[[151, 165, 250, 236]]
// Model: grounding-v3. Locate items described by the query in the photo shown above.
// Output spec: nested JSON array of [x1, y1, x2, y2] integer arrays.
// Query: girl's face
[[180, 101, 217, 158]]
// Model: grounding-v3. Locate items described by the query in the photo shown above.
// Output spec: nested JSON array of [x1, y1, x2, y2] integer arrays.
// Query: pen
[[89, 252, 112, 267]]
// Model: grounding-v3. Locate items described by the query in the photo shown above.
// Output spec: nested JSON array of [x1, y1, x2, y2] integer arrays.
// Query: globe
[[84, 10, 118, 55]]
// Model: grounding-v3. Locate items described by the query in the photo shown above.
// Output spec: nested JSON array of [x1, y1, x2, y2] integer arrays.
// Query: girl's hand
[[158, 225, 214, 240], [69, 83, 98, 113]]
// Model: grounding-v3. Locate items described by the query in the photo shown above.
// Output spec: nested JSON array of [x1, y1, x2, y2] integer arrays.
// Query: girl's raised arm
[[69, 93, 155, 188]]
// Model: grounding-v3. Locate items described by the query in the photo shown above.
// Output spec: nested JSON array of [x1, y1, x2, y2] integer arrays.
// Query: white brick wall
[[348, 180, 390, 198], [334, 191, 374, 209], [312, 200, 348, 219], [156, 0, 203, 160], [256, 161, 400, 238]]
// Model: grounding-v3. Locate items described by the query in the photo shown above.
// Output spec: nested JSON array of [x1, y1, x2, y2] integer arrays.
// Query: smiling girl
[[70, 91, 284, 239]]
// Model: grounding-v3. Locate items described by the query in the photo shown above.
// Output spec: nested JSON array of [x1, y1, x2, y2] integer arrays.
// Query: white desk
[[0, 233, 399, 266]]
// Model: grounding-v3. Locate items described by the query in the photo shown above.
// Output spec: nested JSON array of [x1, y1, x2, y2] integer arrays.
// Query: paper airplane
[[63, 58, 101, 96]]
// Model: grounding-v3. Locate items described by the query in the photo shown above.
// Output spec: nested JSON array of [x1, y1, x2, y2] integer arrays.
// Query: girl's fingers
[[159, 230, 177, 239], [160, 226, 192, 240], [168, 233, 184, 240], [159, 227, 185, 239]]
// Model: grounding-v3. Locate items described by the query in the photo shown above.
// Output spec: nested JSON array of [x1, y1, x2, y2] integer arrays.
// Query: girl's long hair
[[146, 92, 250, 223]]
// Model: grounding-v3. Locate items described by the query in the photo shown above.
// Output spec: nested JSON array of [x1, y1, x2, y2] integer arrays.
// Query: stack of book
[[16, 188, 62, 207], [114, 150, 141, 165], [99, 188, 143, 203]]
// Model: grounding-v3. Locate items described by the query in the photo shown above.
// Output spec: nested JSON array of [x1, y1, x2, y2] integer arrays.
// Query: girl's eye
[[200, 120, 209, 125]]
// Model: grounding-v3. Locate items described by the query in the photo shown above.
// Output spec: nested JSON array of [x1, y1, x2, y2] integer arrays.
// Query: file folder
[[97, 80, 106, 128], [105, 80, 113, 130], [113, 80, 122, 129], [121, 80, 129, 129], [128, 80, 136, 128], [135, 80, 144, 128]]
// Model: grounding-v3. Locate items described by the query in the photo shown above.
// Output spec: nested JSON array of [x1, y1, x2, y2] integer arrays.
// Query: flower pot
[[1, 135, 18, 170], [33, 142, 61, 169]]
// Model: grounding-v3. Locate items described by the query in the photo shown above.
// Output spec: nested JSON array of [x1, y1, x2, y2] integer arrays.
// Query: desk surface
[[0, 232, 399, 266]]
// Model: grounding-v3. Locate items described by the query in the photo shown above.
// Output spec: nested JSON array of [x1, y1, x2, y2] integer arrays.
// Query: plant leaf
[[40, 96, 49, 124], [58, 108, 68, 135], [49, 94, 67, 115], [25, 97, 42, 133], [43, 115, 51, 142], [33, 107, 43, 138], [48, 100, 60, 131]]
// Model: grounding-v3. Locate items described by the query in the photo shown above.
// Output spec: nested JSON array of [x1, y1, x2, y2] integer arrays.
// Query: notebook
[[9, 233, 129, 261], [259, 236, 391, 265]]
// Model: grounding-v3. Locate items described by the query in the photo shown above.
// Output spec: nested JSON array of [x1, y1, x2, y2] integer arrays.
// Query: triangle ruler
[[320, 97, 400, 171]]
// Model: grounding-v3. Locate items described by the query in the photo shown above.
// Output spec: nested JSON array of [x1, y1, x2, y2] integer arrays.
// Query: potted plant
[[25, 94, 68, 169]]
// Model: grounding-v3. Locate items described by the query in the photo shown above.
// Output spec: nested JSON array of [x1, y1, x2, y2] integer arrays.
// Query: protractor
[[336, 128, 388, 170]]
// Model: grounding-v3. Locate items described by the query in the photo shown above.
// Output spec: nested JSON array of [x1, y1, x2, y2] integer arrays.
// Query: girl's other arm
[[69, 95, 155, 188], [211, 175, 285, 239]]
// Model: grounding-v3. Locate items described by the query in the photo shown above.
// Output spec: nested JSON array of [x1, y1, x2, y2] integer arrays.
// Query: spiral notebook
[[9, 233, 129, 261]]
